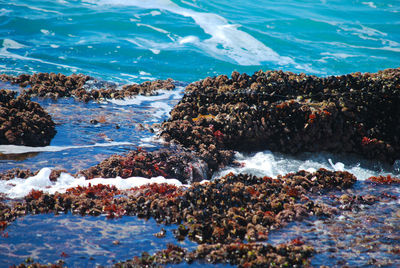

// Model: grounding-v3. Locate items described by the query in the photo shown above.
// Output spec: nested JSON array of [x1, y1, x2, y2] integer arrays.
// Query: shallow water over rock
[[0, 87, 184, 173], [0, 214, 199, 267]]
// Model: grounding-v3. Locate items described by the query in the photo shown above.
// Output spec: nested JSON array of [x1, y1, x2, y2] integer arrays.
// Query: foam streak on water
[[1, 0, 398, 81], [0, 167, 183, 199], [84, 0, 294, 66], [0, 142, 134, 155]]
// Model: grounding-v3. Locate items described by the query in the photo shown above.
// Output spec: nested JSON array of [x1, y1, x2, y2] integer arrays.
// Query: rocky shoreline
[[1, 68, 400, 267]]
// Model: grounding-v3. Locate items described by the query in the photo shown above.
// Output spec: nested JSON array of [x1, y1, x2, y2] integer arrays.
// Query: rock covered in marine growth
[[2, 169, 356, 266], [78, 148, 220, 183], [114, 242, 315, 268], [0, 73, 175, 102], [0, 168, 66, 182], [0, 168, 35, 180], [9, 260, 65, 268], [1, 169, 356, 241], [0, 90, 56, 146], [161, 68, 400, 163]]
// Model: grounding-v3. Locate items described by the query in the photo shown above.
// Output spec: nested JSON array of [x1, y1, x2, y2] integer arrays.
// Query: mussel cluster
[[114, 242, 314, 268], [1, 169, 358, 266], [0, 73, 175, 102], [0, 168, 35, 181], [78, 148, 213, 183], [161, 68, 400, 163], [0, 169, 355, 238], [0, 89, 56, 146]]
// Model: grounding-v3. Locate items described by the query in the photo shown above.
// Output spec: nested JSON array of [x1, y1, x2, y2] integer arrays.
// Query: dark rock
[[161, 68, 400, 164], [0, 90, 56, 146]]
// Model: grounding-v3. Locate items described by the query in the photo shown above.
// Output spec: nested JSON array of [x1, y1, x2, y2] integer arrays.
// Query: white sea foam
[[9, 3, 61, 14], [0, 8, 11, 16], [84, 0, 294, 66], [108, 87, 183, 106], [214, 150, 398, 181], [150, 10, 161, 16], [2, 39, 26, 49], [40, 29, 51, 35], [136, 23, 169, 34], [2, 150, 397, 199], [109, 89, 183, 122], [0, 39, 81, 71], [126, 37, 170, 55], [139, 71, 151, 76], [362, 2, 377, 9], [0, 168, 183, 199], [0, 142, 133, 154], [320, 52, 359, 59]]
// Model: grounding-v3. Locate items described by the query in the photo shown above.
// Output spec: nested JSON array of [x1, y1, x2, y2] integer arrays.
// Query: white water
[[108, 87, 183, 106], [0, 142, 134, 155], [84, 0, 294, 66], [0, 168, 183, 199], [214, 150, 399, 181], [2, 150, 398, 199], [0, 39, 81, 73], [108, 88, 184, 122]]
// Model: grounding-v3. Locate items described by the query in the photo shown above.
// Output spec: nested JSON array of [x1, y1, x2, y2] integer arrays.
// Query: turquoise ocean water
[[1, 0, 400, 267], [1, 0, 399, 83]]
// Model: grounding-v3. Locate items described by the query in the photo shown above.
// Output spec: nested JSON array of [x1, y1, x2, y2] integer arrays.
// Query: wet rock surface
[[161, 68, 400, 164], [11, 263, 64, 268], [0, 73, 175, 102], [6, 171, 398, 267], [267, 178, 400, 267], [2, 68, 400, 267], [78, 147, 223, 183], [2, 169, 356, 266], [0, 168, 36, 180], [114, 242, 314, 267], [0, 89, 56, 146]]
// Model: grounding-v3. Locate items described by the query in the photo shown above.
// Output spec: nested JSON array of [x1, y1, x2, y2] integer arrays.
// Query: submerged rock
[[114, 242, 315, 267], [0, 89, 56, 146]]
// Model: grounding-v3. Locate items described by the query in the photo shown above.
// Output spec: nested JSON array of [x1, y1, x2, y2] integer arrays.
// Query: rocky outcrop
[[0, 90, 56, 146], [78, 148, 232, 183], [161, 68, 400, 163], [0, 73, 175, 102]]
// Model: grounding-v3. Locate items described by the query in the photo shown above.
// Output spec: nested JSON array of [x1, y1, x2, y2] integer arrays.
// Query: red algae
[[66, 183, 120, 199], [132, 183, 182, 198], [27, 190, 44, 200], [367, 175, 400, 184]]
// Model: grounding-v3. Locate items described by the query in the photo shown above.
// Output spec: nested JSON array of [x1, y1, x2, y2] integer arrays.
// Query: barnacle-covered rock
[[161, 68, 400, 164], [0, 73, 175, 102], [78, 148, 214, 183], [0, 89, 56, 146]]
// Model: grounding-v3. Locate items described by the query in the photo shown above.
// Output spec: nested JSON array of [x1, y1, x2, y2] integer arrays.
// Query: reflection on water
[[0, 88, 184, 173], [0, 214, 196, 267], [0, 152, 39, 161], [267, 181, 400, 267]]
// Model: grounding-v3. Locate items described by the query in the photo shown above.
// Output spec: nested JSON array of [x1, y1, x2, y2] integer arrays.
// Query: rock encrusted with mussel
[[114, 242, 315, 267], [0, 73, 175, 102], [1, 169, 355, 238], [161, 68, 400, 163], [78, 148, 232, 183], [0, 89, 56, 146]]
